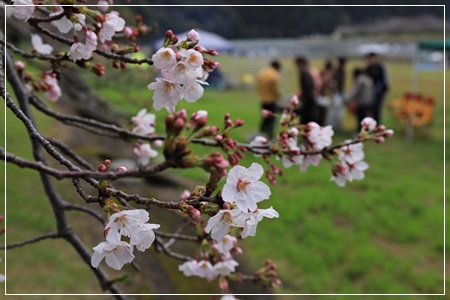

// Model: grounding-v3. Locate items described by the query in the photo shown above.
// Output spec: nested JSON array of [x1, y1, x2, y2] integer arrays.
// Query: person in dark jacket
[[345, 68, 374, 131], [334, 57, 347, 95], [295, 56, 316, 124], [365, 52, 389, 124]]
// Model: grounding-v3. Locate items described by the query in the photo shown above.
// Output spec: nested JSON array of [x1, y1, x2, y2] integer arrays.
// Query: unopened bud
[[180, 190, 190, 200], [124, 27, 134, 39], [261, 109, 276, 118], [384, 129, 394, 137], [187, 205, 201, 225], [234, 119, 245, 127], [375, 136, 385, 143], [291, 95, 299, 106], [152, 140, 164, 147], [92, 64, 105, 77], [176, 109, 187, 121], [173, 118, 185, 136], [14, 61, 25, 71], [116, 166, 127, 172]]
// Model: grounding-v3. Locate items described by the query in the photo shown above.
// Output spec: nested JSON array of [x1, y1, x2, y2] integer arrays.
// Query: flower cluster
[[330, 117, 394, 187], [130, 109, 160, 165], [205, 163, 279, 241], [178, 235, 241, 281], [148, 30, 220, 113], [91, 209, 160, 270]]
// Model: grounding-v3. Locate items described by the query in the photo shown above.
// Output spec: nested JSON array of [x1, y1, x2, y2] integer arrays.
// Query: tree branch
[[1, 232, 60, 250]]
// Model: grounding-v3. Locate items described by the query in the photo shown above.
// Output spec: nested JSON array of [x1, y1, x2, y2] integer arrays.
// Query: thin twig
[[1, 232, 60, 250]]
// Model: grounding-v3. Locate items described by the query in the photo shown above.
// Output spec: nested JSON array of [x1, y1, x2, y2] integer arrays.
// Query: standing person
[[334, 57, 347, 95], [365, 52, 390, 124], [327, 57, 347, 129], [256, 60, 281, 139], [318, 60, 336, 125], [295, 56, 316, 124], [345, 68, 374, 131]]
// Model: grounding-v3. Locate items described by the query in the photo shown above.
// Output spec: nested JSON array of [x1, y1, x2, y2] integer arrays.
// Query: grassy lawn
[[3, 50, 447, 297]]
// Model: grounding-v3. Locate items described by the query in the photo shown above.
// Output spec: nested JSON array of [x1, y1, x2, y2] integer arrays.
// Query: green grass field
[[2, 52, 448, 297]]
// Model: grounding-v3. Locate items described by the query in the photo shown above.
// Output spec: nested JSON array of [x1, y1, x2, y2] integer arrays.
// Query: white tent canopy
[[152, 29, 235, 53]]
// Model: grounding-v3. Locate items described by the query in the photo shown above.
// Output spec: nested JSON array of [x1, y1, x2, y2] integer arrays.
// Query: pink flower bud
[[14, 61, 25, 71], [290, 95, 299, 106], [173, 118, 185, 135], [165, 29, 174, 39], [218, 276, 229, 292], [124, 27, 134, 39], [98, 164, 107, 172], [180, 190, 190, 200], [152, 140, 164, 147], [187, 29, 200, 42], [194, 45, 207, 52], [377, 125, 386, 131], [187, 205, 201, 225], [384, 129, 394, 137], [234, 119, 245, 127], [261, 109, 276, 118], [215, 135, 223, 141], [116, 166, 127, 172], [266, 170, 277, 185], [375, 136, 385, 143], [288, 127, 299, 137], [92, 64, 105, 77], [176, 109, 187, 121]]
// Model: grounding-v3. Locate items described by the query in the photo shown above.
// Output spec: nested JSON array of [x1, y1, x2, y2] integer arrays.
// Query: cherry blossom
[[238, 207, 279, 239], [147, 78, 183, 113], [31, 34, 53, 55], [281, 138, 301, 168], [105, 209, 149, 244], [222, 163, 271, 213], [152, 47, 177, 70], [331, 160, 369, 187], [98, 12, 125, 43], [180, 49, 204, 70], [68, 30, 97, 62], [131, 108, 156, 136], [50, 7, 86, 34], [133, 143, 158, 165], [214, 259, 239, 276], [298, 144, 321, 173], [91, 241, 135, 270], [42, 73, 61, 102], [12, 0, 34, 22], [339, 141, 364, 164], [250, 135, 268, 157], [178, 260, 216, 281], [182, 79, 205, 103], [216, 235, 237, 254], [171, 61, 200, 84], [129, 223, 160, 252], [306, 122, 334, 150], [97, 0, 112, 12], [361, 117, 377, 131], [205, 208, 243, 242]]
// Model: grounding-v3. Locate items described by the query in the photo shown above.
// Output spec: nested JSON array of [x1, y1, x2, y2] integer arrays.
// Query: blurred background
[[2, 1, 448, 298]]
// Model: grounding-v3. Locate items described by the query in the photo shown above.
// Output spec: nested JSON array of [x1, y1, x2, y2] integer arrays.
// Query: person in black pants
[[295, 56, 316, 124], [256, 60, 281, 139], [365, 52, 389, 124]]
